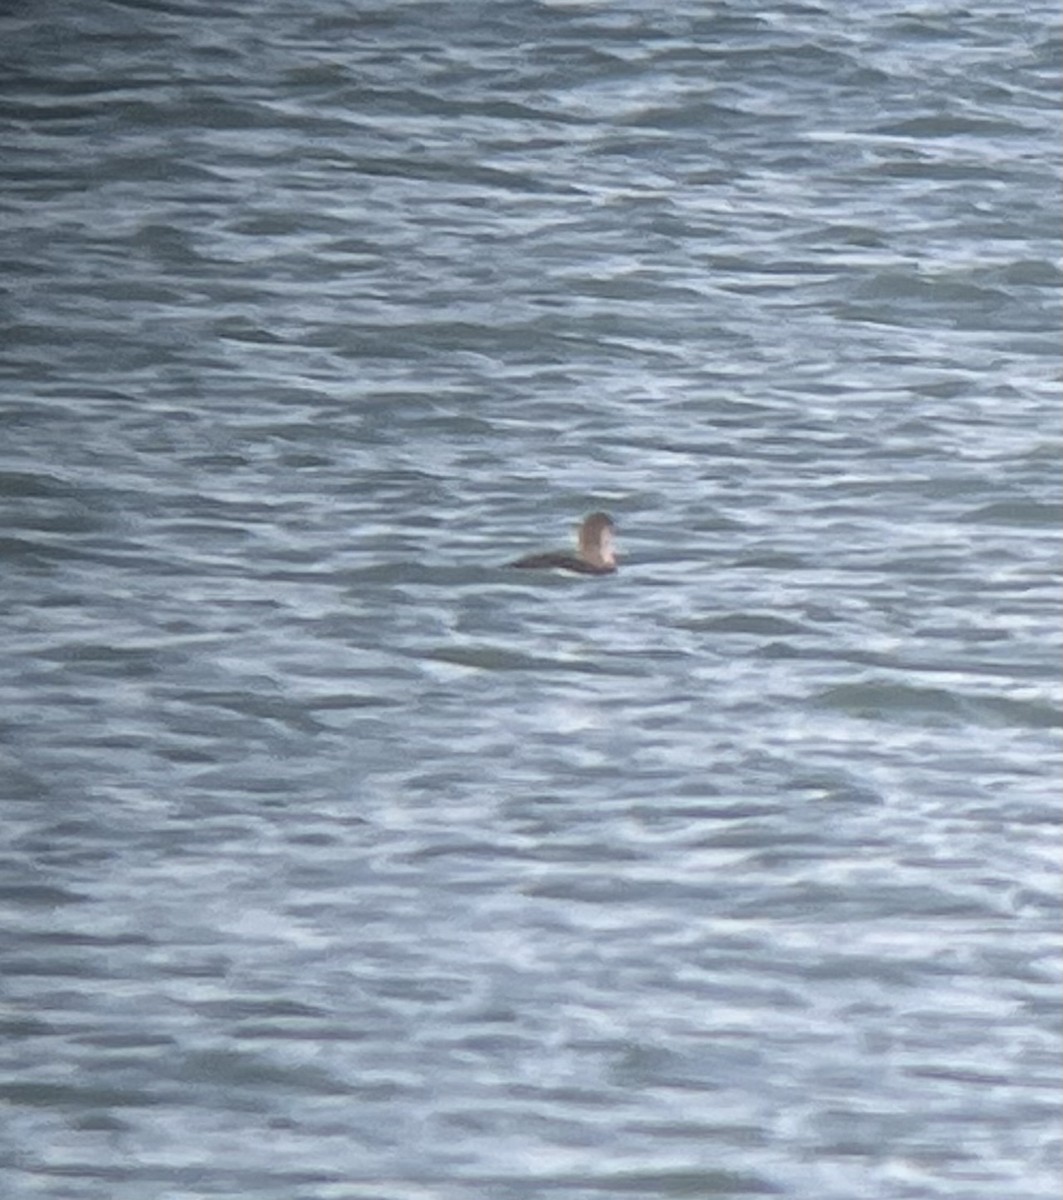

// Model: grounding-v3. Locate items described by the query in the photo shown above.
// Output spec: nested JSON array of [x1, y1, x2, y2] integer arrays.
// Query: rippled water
[[1, 2, 1060, 1197]]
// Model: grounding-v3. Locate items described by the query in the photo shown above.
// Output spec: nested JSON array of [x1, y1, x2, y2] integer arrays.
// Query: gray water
[[1, 2, 1060, 1198]]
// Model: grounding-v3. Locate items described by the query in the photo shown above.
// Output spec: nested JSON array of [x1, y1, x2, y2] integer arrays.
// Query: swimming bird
[[510, 512, 617, 575]]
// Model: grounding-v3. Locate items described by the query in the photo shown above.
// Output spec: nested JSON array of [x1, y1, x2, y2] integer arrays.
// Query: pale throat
[[589, 527, 615, 566]]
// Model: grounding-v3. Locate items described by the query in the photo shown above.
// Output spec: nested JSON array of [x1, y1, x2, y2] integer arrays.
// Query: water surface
[[1, 2, 1060, 1197]]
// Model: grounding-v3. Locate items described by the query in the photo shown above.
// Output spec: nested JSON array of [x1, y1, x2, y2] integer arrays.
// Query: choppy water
[[1, 2, 1060, 1198]]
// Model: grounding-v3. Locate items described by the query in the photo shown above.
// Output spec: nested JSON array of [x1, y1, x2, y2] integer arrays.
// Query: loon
[[510, 512, 617, 575]]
